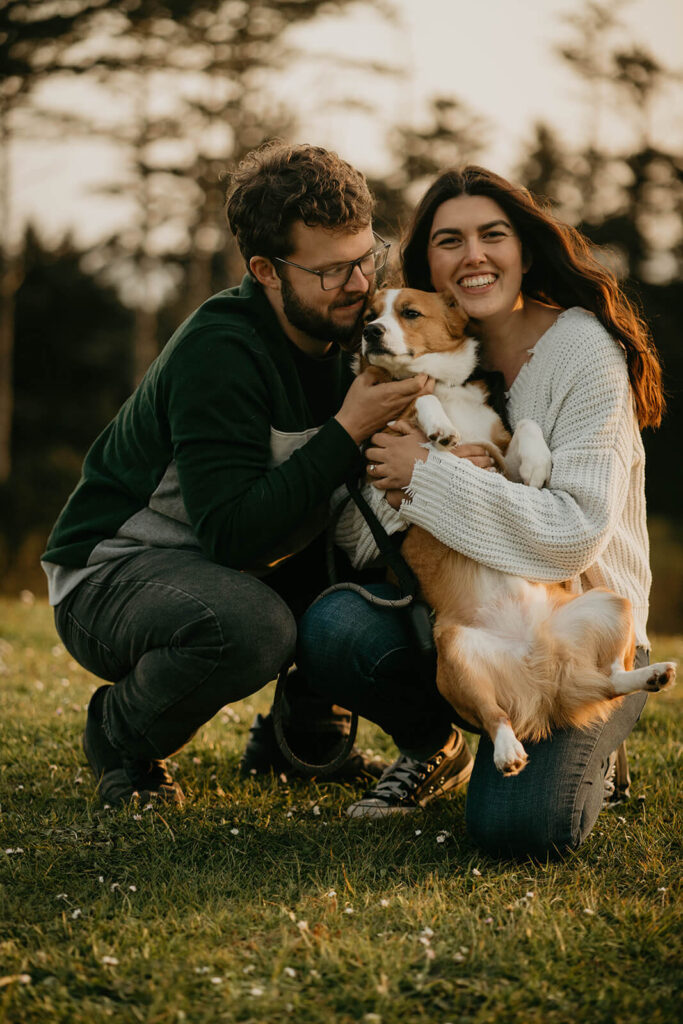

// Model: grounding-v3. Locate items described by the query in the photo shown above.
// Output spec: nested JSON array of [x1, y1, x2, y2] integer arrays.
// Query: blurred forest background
[[0, 0, 681, 630]]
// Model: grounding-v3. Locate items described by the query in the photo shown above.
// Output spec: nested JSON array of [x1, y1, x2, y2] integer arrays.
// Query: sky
[[9, 0, 683, 248]]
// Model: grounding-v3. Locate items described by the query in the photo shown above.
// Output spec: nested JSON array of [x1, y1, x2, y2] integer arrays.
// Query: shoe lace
[[369, 752, 442, 801]]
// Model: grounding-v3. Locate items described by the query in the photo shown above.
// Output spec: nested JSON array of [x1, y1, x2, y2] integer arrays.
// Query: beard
[[280, 275, 367, 346]]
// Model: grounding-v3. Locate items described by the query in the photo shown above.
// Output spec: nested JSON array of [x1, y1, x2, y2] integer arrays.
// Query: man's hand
[[335, 368, 434, 444]]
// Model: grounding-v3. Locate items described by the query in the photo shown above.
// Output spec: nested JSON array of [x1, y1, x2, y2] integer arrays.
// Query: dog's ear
[[437, 290, 469, 337]]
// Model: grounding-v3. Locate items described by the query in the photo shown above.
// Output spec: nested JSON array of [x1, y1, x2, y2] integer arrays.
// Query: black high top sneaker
[[346, 729, 473, 818]]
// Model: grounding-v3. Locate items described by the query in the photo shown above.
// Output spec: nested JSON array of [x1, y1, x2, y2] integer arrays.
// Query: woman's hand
[[366, 420, 499, 502], [365, 420, 429, 491]]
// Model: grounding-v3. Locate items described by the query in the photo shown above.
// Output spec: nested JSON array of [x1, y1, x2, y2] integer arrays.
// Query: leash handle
[[272, 667, 359, 778], [272, 476, 433, 779]]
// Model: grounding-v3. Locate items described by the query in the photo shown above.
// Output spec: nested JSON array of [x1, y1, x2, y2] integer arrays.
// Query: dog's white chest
[[435, 383, 501, 443]]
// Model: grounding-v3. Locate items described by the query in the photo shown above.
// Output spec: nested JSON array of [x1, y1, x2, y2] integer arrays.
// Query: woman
[[297, 166, 665, 858]]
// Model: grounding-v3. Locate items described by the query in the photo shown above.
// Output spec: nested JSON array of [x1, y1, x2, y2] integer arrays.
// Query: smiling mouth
[[458, 274, 496, 289]]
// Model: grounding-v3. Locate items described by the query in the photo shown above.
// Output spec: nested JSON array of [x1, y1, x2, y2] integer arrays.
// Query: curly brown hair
[[225, 141, 374, 266], [401, 166, 665, 429]]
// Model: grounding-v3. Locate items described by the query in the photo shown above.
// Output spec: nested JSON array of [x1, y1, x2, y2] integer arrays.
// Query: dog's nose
[[363, 321, 385, 344]]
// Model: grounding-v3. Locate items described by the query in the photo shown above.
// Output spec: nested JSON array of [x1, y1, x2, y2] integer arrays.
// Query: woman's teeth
[[460, 275, 496, 289]]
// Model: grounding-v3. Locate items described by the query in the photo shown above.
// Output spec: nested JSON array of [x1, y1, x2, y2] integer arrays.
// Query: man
[[42, 141, 446, 806]]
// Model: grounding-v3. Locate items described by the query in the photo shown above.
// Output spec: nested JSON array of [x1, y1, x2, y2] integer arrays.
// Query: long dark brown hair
[[401, 166, 664, 429]]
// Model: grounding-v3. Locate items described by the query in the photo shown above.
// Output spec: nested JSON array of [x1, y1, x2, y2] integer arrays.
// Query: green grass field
[[1, 596, 680, 1024]]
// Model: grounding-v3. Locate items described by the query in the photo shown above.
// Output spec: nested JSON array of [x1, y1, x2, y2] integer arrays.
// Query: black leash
[[272, 477, 436, 778]]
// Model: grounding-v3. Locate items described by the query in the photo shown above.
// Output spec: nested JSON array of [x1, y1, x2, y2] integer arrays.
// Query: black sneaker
[[239, 712, 387, 782], [346, 729, 473, 818], [83, 685, 184, 807]]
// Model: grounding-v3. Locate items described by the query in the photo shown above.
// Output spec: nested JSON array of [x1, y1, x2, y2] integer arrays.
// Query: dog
[[360, 288, 676, 775]]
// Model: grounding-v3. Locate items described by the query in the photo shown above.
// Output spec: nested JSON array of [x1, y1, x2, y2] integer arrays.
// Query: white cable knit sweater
[[335, 307, 651, 648]]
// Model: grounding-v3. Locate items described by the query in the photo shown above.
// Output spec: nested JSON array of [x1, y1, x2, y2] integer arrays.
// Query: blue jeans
[[297, 585, 648, 859]]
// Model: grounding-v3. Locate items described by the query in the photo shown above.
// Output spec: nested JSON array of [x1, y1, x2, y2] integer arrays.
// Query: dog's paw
[[430, 428, 460, 447], [519, 453, 552, 489], [493, 723, 528, 776], [415, 395, 460, 449], [509, 419, 552, 488], [643, 661, 677, 692]]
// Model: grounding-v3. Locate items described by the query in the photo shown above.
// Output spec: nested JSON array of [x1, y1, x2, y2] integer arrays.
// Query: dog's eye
[[401, 308, 423, 320]]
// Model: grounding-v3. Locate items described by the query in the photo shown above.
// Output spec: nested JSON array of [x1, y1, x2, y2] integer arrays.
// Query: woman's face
[[427, 194, 528, 321]]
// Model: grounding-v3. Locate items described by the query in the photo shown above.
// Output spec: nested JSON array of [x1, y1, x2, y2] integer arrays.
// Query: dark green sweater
[[43, 275, 361, 587]]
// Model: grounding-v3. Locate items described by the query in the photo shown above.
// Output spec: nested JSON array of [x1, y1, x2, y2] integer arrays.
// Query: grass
[[0, 596, 681, 1024]]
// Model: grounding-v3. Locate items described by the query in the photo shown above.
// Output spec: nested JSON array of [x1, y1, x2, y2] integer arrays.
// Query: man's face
[[277, 222, 377, 345]]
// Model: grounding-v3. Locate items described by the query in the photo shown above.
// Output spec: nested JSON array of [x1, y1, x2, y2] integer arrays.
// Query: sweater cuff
[[399, 449, 465, 529]]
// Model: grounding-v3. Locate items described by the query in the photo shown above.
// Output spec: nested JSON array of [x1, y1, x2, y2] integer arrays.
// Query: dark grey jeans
[[298, 584, 649, 859], [54, 548, 299, 759]]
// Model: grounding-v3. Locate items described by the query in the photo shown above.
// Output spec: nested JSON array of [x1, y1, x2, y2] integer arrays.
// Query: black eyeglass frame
[[271, 232, 390, 291]]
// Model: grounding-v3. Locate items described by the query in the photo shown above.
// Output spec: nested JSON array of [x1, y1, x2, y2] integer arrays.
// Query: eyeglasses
[[272, 232, 390, 291]]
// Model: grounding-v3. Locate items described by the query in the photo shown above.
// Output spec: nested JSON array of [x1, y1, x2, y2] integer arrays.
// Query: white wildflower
[[283, 966, 296, 978], [128, 885, 137, 892], [210, 977, 222, 985], [71, 909, 82, 919], [296, 920, 308, 931], [230, 828, 239, 836], [18, 974, 32, 985], [379, 899, 390, 907], [101, 956, 119, 966], [583, 908, 595, 916], [312, 805, 321, 816], [343, 906, 354, 915], [414, 829, 422, 836], [249, 986, 264, 997], [327, 890, 337, 898], [133, 814, 142, 821], [471, 868, 481, 876]]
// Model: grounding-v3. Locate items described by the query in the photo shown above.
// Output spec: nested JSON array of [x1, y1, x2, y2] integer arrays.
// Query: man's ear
[[249, 255, 281, 291]]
